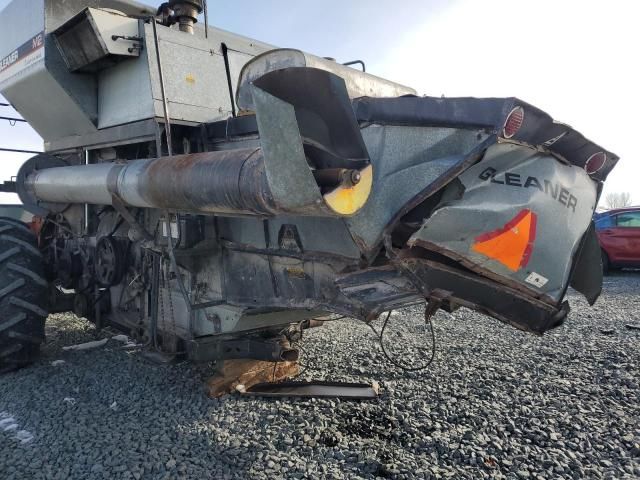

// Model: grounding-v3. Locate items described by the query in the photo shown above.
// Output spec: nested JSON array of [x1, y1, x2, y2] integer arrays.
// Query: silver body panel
[[0, 0, 277, 150], [236, 48, 417, 111]]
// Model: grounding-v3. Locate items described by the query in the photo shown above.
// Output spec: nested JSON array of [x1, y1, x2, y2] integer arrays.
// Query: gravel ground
[[1, 273, 639, 480]]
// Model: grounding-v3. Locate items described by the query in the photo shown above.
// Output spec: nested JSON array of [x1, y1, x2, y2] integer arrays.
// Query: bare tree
[[605, 192, 632, 209]]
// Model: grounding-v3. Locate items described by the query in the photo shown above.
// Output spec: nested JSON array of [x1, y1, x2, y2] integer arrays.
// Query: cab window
[[616, 212, 640, 228]]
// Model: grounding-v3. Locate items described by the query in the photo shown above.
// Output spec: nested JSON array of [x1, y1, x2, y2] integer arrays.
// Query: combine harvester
[[0, 1, 618, 387]]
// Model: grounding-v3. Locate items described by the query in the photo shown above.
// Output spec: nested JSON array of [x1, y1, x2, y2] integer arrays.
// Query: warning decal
[[472, 209, 538, 272]]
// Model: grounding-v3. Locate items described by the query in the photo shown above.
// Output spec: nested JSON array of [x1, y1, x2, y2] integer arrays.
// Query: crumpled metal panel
[[346, 125, 490, 253], [410, 142, 597, 302], [353, 96, 619, 183], [568, 221, 603, 305]]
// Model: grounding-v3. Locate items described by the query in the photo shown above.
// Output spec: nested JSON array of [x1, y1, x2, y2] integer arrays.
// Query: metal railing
[[0, 98, 43, 156]]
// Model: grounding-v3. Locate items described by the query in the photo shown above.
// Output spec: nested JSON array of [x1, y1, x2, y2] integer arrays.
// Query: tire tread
[[0, 219, 48, 372]]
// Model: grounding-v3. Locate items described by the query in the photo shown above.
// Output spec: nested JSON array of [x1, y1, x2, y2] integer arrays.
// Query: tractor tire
[[0, 217, 49, 373]]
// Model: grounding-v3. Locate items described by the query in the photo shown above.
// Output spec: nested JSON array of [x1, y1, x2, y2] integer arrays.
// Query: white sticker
[[525, 272, 549, 288]]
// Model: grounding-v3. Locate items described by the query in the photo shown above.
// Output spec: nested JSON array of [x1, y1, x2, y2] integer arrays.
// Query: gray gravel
[[1, 273, 639, 479]]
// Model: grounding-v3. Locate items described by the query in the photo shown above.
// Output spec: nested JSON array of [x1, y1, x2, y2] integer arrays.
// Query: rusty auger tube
[[25, 149, 283, 216], [24, 148, 373, 216]]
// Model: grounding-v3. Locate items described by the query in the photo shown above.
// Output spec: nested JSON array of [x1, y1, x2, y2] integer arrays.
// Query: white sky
[[1, 0, 638, 205]]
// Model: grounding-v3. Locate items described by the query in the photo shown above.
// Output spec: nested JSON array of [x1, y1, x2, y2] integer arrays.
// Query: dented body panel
[[411, 142, 598, 302]]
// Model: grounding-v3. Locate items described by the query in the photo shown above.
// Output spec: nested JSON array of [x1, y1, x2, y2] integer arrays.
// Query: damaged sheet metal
[[568, 221, 603, 305], [353, 96, 619, 182], [409, 142, 597, 303], [242, 381, 379, 399], [250, 67, 373, 216], [393, 257, 569, 334], [346, 125, 491, 254]]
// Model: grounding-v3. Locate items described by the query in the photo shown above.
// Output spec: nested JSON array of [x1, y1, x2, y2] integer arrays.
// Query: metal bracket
[[383, 234, 429, 297], [188, 336, 299, 363], [111, 35, 143, 42], [242, 381, 379, 399], [110, 34, 144, 53], [383, 234, 454, 306], [110, 194, 154, 241]]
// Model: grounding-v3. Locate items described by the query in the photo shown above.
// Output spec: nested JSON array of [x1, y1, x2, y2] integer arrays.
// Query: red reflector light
[[503, 106, 524, 139], [585, 152, 607, 174]]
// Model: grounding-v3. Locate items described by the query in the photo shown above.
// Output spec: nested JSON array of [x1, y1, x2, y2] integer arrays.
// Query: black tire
[[601, 249, 610, 275], [0, 218, 49, 373]]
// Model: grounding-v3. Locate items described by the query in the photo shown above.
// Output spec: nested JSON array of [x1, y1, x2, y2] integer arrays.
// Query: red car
[[595, 207, 640, 272]]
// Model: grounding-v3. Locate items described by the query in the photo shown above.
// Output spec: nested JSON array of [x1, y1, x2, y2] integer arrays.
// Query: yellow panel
[[323, 165, 373, 215]]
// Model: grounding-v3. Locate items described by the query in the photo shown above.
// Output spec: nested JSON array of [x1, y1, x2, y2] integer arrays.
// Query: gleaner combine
[[0, 0, 618, 375]]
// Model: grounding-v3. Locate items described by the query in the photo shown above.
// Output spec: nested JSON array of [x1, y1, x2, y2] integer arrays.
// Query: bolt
[[349, 170, 362, 186]]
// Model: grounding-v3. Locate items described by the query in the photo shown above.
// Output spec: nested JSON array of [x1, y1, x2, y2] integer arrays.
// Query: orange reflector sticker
[[472, 209, 537, 271]]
